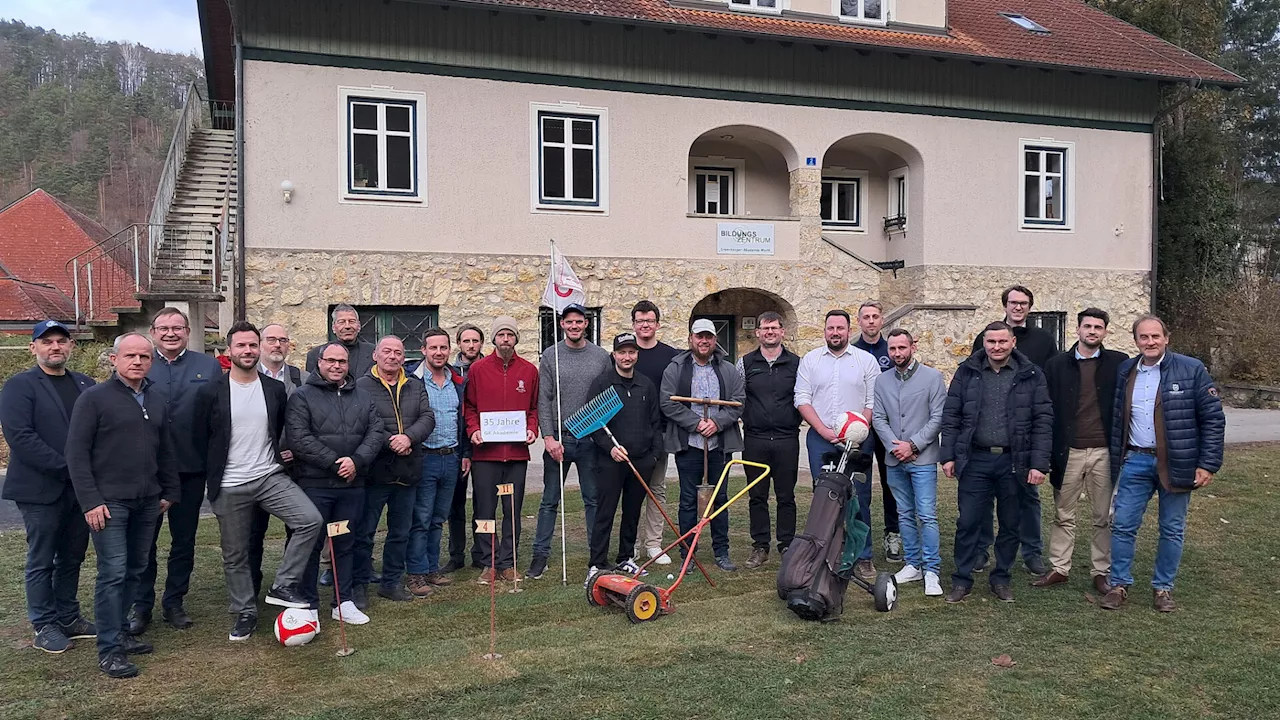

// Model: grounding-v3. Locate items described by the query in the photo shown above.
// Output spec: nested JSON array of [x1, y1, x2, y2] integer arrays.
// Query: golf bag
[[777, 451, 871, 622]]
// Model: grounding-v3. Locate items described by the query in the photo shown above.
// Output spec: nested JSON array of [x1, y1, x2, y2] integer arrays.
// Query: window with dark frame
[[538, 306, 603, 353], [1023, 145, 1068, 226], [347, 97, 418, 197], [821, 176, 862, 228], [1029, 311, 1067, 352], [538, 111, 599, 207], [694, 166, 736, 215], [330, 304, 440, 360]]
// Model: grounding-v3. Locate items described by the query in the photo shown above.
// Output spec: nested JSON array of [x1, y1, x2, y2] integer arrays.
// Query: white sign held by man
[[480, 410, 527, 442]]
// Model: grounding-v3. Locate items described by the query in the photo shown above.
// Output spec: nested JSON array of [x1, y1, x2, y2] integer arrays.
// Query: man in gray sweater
[[527, 304, 611, 579], [871, 329, 947, 597]]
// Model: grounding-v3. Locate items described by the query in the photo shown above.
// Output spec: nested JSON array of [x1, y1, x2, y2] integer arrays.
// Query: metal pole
[[551, 241, 569, 586], [72, 259, 80, 327], [86, 264, 94, 322], [133, 226, 140, 292]]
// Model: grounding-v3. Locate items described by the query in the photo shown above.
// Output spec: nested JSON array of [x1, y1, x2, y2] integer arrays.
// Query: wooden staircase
[[148, 128, 236, 297]]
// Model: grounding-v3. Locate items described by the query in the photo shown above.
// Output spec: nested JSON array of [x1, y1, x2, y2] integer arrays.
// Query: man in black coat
[[970, 285, 1058, 575], [286, 342, 386, 626], [1034, 308, 1127, 593], [586, 333, 665, 574], [0, 320, 97, 654], [353, 336, 435, 605], [192, 321, 321, 642], [66, 332, 180, 679], [304, 304, 376, 378], [941, 322, 1053, 605]]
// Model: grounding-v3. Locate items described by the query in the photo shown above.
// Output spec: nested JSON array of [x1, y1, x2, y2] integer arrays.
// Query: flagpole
[[551, 241, 569, 586]]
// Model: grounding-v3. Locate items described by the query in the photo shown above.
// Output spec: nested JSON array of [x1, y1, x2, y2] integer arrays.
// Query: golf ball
[[667, 574, 675, 580]]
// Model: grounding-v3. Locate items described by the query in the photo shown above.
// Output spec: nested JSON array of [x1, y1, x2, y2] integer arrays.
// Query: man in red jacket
[[463, 316, 539, 584]]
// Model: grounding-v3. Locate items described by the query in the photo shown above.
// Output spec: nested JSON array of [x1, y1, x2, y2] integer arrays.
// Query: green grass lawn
[[3, 447, 1279, 720]]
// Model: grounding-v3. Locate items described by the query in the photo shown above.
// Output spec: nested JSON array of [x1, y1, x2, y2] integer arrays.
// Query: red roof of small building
[[445, 0, 1242, 86], [0, 277, 77, 322]]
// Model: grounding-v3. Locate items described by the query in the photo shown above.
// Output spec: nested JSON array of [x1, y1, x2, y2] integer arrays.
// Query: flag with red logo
[[541, 244, 585, 312]]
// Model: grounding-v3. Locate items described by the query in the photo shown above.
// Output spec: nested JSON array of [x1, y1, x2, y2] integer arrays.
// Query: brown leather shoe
[[1092, 575, 1112, 594], [1153, 589, 1177, 613], [405, 574, 435, 598], [1099, 585, 1127, 610], [1031, 571, 1069, 588], [424, 572, 454, 587], [499, 568, 517, 582], [744, 548, 769, 570], [854, 559, 877, 585], [476, 567, 496, 585], [991, 584, 1014, 602]]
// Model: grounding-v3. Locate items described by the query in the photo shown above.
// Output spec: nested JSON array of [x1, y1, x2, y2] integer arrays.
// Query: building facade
[[200, 0, 1238, 362]]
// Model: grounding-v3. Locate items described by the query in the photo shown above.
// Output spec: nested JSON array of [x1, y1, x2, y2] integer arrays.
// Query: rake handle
[[668, 396, 742, 407]]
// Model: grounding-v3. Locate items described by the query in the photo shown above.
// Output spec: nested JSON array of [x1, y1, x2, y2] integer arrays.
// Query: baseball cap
[[613, 332, 639, 351], [690, 318, 716, 336], [559, 303, 588, 319], [32, 320, 70, 340]]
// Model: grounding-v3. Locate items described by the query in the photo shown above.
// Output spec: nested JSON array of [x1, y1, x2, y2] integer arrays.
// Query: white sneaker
[[924, 571, 943, 597], [618, 559, 649, 577], [332, 601, 369, 625], [647, 547, 672, 565], [894, 564, 924, 584], [583, 565, 603, 588], [308, 609, 321, 634]]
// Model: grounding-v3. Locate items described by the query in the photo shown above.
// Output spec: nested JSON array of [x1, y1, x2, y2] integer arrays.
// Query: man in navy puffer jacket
[[1101, 315, 1225, 613]]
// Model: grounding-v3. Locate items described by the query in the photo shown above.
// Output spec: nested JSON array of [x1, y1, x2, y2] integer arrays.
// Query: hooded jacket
[[939, 348, 1053, 479], [659, 348, 745, 454], [1109, 351, 1225, 492], [285, 371, 386, 488], [356, 367, 436, 485], [585, 364, 664, 462], [1043, 343, 1128, 487]]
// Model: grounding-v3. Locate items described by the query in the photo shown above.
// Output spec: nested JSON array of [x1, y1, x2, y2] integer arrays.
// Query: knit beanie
[[491, 315, 519, 343]]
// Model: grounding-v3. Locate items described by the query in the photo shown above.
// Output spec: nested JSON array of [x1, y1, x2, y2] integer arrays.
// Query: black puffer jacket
[[285, 372, 386, 489], [356, 369, 436, 485], [940, 349, 1053, 479]]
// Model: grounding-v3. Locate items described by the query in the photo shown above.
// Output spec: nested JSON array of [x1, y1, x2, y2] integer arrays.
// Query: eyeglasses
[[263, 336, 289, 345], [633, 320, 657, 326], [320, 358, 348, 365], [1006, 301, 1031, 308], [152, 326, 188, 334]]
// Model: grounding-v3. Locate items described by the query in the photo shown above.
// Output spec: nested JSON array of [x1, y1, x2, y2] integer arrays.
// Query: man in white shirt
[[193, 321, 323, 642], [793, 309, 882, 583]]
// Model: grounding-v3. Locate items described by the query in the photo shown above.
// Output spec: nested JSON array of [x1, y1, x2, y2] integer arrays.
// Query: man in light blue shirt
[[1128, 360, 1160, 448]]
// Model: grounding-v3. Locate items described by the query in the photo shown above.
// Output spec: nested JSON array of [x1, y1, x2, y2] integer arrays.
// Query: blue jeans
[[407, 452, 460, 575], [17, 488, 89, 630], [674, 447, 730, 558], [1109, 452, 1192, 591], [91, 496, 160, 660], [805, 429, 872, 561], [886, 463, 941, 575], [532, 435, 598, 559], [352, 483, 415, 588]]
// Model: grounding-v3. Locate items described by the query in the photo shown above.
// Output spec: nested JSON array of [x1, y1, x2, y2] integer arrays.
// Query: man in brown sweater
[[1037, 308, 1127, 592]]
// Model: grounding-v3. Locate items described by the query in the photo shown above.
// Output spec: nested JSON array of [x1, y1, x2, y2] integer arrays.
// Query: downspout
[[234, 14, 247, 321]]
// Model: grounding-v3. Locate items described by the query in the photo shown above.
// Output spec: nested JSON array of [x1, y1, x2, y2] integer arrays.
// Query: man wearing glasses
[[258, 324, 309, 394], [970, 285, 1057, 577], [629, 300, 679, 565], [130, 307, 221, 635]]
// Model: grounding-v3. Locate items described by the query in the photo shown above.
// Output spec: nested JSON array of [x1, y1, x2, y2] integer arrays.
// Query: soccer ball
[[834, 411, 871, 446], [274, 608, 319, 646]]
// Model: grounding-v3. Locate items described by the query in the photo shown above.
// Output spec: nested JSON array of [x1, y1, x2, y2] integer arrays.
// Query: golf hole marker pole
[[497, 483, 522, 594], [476, 518, 501, 660], [326, 520, 355, 657]]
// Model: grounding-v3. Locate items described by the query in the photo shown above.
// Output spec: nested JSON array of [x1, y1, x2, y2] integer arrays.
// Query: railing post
[[86, 263, 94, 322], [73, 259, 80, 327], [133, 225, 140, 292]]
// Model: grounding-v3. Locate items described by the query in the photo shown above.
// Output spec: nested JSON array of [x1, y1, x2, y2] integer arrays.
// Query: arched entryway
[[690, 287, 798, 362]]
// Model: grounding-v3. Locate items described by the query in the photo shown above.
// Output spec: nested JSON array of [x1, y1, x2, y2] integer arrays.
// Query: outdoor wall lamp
[[281, 180, 294, 203]]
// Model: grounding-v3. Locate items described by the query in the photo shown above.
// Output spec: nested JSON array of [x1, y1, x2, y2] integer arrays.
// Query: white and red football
[[834, 411, 871, 445], [274, 608, 319, 647]]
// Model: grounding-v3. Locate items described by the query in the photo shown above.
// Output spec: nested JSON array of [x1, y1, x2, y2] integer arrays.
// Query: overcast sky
[[1, 0, 203, 55]]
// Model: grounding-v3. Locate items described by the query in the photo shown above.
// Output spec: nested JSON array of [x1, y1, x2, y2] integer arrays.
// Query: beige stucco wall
[[893, 0, 947, 28], [243, 60, 1152, 273]]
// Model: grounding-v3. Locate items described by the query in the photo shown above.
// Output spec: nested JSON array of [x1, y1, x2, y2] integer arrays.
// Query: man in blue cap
[[1, 320, 98, 654]]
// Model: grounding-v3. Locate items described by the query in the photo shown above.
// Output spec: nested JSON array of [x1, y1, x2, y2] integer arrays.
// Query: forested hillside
[[0, 20, 204, 230]]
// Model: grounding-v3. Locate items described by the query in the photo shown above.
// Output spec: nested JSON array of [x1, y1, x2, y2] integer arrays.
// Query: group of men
[[1, 284, 1225, 679]]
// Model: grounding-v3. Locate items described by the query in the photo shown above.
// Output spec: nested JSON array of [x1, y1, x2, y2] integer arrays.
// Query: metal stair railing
[[64, 223, 161, 326]]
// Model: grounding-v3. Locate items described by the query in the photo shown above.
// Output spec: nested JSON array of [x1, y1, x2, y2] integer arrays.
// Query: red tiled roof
[[0, 278, 76, 322], [447, 0, 1241, 86]]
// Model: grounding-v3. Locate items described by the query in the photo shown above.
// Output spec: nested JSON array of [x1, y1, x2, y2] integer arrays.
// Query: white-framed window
[[835, 0, 887, 25], [1020, 139, 1074, 230], [339, 87, 426, 204], [531, 102, 609, 213], [886, 166, 908, 233], [689, 157, 745, 216], [820, 171, 867, 230], [728, 0, 783, 14]]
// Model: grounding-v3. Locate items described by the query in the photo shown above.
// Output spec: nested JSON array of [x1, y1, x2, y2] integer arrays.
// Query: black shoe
[[715, 556, 738, 572], [378, 584, 414, 602], [945, 585, 971, 604], [121, 635, 153, 655], [319, 568, 334, 587], [162, 606, 193, 630], [99, 651, 139, 679], [34, 625, 72, 654], [991, 584, 1015, 603], [351, 584, 370, 611], [1024, 555, 1047, 575], [441, 559, 464, 574], [526, 555, 549, 580], [229, 613, 257, 642], [471, 560, 485, 570], [265, 585, 309, 609], [126, 608, 151, 636], [59, 616, 97, 639], [973, 554, 988, 574]]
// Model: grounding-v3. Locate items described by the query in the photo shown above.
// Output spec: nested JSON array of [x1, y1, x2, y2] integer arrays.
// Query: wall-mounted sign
[[717, 222, 775, 256]]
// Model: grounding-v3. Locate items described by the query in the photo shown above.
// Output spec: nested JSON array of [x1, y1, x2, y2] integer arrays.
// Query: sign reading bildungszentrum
[[716, 222, 775, 256]]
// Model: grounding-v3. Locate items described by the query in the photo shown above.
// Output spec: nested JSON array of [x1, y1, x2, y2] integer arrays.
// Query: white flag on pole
[[541, 244, 586, 311]]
